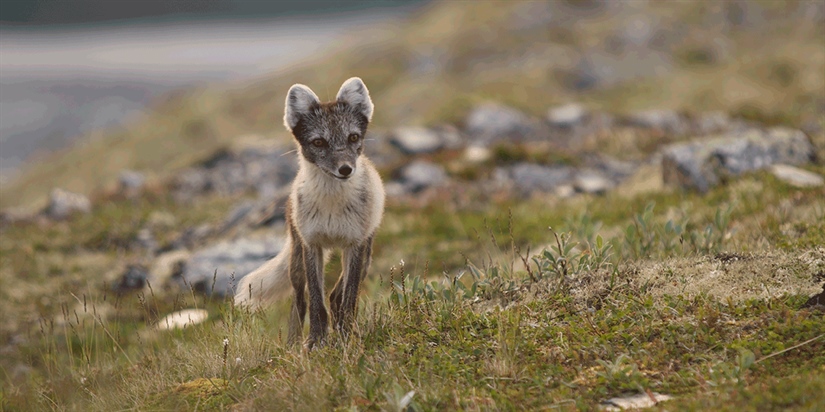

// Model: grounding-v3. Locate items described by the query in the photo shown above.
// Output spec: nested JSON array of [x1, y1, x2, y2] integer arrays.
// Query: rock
[[398, 161, 448, 193], [585, 154, 637, 182], [555, 184, 576, 198], [134, 228, 157, 253], [463, 145, 492, 163], [43, 188, 91, 219], [574, 170, 614, 194], [662, 128, 815, 192], [167, 224, 213, 251], [0, 208, 34, 226], [600, 392, 673, 411], [156, 309, 209, 330], [179, 236, 283, 297], [118, 170, 146, 195], [172, 140, 298, 201], [113, 265, 149, 293], [465, 103, 538, 143], [770, 165, 824, 188], [223, 201, 256, 231], [547, 103, 588, 128], [390, 127, 445, 154], [435, 125, 464, 149], [507, 163, 575, 194], [627, 109, 688, 135], [802, 284, 825, 310], [363, 130, 405, 169], [217, 194, 290, 234], [693, 111, 732, 135], [149, 250, 190, 287]]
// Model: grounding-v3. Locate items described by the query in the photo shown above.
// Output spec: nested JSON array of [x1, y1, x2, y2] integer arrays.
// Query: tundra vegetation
[[1, 1, 824, 410]]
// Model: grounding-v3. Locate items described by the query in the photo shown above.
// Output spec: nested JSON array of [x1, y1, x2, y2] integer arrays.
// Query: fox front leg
[[337, 236, 374, 333], [287, 237, 307, 346], [303, 245, 328, 349]]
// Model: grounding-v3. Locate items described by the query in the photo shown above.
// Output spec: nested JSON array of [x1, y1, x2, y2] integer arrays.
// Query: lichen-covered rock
[[661, 128, 815, 191]]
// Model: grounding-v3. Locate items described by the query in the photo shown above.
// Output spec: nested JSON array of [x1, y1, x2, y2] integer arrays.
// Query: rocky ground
[[4, 101, 821, 304]]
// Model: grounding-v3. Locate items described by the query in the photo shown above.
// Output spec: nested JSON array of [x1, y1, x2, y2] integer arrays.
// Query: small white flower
[[223, 338, 229, 346]]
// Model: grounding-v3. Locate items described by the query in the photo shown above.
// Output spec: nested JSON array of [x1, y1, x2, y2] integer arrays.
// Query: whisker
[[280, 149, 298, 157]]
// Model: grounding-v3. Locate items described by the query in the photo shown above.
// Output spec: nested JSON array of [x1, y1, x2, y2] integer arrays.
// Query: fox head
[[283, 77, 374, 180]]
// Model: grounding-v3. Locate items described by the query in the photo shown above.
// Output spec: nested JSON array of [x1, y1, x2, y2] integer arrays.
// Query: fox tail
[[234, 236, 293, 309]]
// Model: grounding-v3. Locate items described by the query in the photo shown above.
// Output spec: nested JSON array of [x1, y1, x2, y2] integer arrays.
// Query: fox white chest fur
[[291, 156, 384, 248]]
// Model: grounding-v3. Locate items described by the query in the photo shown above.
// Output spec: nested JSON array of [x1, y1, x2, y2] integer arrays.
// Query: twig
[[755, 333, 824, 364]]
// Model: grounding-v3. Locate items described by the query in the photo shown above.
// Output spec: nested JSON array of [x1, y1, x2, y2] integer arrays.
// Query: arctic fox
[[234, 77, 385, 349]]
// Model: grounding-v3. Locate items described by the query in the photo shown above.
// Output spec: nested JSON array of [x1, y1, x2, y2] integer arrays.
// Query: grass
[[2, 1, 824, 409], [2, 165, 824, 410]]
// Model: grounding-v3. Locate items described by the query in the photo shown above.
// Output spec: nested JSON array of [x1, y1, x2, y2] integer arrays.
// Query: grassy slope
[[2, 0, 825, 410], [1, 168, 824, 410], [2, 0, 823, 209]]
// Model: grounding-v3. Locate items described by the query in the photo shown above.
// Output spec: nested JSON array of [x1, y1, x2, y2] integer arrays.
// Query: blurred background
[[0, 0, 422, 186], [1, 0, 822, 209]]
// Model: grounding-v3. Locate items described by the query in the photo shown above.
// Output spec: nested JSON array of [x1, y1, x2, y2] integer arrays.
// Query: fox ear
[[336, 77, 373, 121], [284, 84, 320, 132]]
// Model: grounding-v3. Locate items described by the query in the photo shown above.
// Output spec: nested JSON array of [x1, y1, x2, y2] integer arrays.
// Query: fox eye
[[348, 133, 360, 143], [311, 139, 327, 147]]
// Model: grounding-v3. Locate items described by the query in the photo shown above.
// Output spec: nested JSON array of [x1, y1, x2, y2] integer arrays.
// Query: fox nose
[[338, 165, 353, 177]]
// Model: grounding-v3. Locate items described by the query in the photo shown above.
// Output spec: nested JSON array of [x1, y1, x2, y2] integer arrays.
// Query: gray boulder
[[662, 128, 815, 192], [179, 236, 283, 297], [626, 109, 689, 135], [506, 163, 575, 194], [465, 103, 539, 143], [118, 170, 146, 195], [43, 188, 91, 219], [173, 141, 297, 201], [573, 170, 614, 194], [113, 264, 149, 293], [398, 161, 448, 193], [390, 127, 445, 155]]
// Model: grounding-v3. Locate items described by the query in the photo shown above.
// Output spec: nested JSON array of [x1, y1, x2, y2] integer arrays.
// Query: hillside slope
[[2, 0, 823, 209]]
